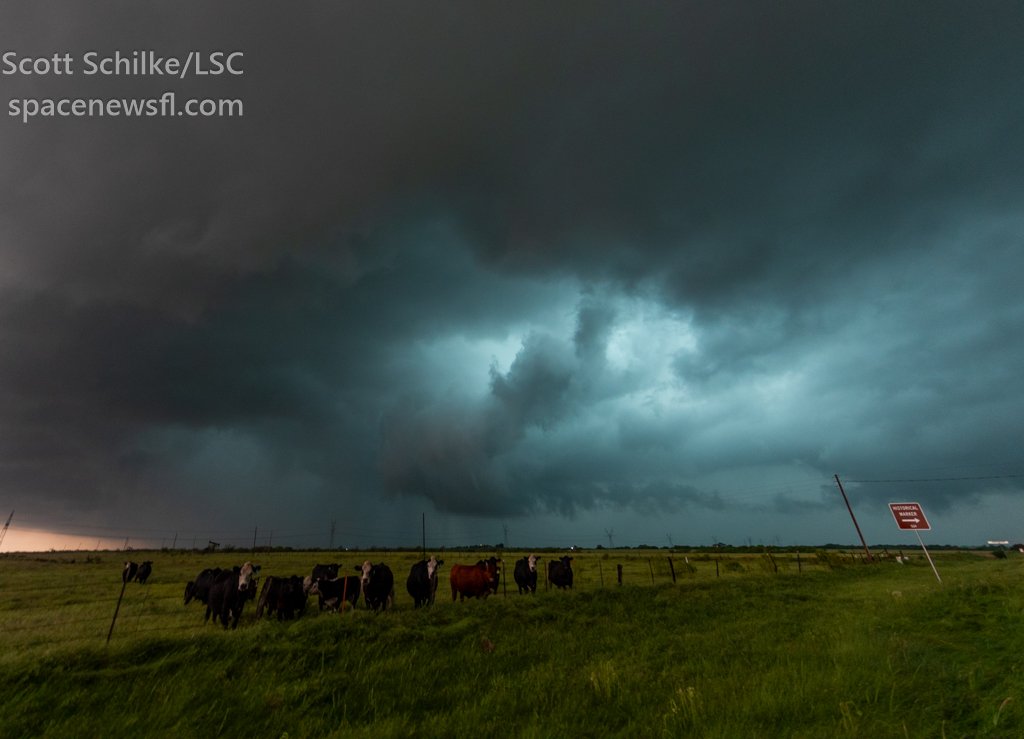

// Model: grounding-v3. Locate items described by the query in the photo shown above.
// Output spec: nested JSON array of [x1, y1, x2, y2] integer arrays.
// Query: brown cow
[[450, 557, 500, 601]]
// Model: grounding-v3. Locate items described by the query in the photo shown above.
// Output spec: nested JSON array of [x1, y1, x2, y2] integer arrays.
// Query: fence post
[[598, 560, 604, 587], [797, 552, 802, 573], [648, 559, 655, 585], [667, 557, 676, 583], [616, 564, 623, 586], [106, 579, 128, 644], [715, 558, 720, 578]]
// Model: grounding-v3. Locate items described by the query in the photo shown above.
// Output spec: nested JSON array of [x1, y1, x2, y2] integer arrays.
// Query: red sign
[[889, 502, 931, 531]]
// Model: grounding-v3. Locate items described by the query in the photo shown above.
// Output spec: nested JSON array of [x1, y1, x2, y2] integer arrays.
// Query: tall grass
[[2, 549, 1022, 737]]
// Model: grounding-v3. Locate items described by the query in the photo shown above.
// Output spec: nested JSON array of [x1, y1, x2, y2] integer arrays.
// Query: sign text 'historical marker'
[[889, 502, 930, 531]]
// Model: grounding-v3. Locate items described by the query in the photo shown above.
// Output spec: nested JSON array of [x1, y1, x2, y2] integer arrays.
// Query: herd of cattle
[[129, 554, 576, 629]]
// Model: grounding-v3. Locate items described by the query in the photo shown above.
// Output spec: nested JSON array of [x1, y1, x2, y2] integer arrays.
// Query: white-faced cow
[[406, 556, 444, 608], [357, 561, 394, 612], [205, 561, 260, 629], [134, 561, 153, 584], [548, 556, 574, 590], [122, 561, 139, 584], [513, 554, 540, 594], [450, 557, 500, 601]]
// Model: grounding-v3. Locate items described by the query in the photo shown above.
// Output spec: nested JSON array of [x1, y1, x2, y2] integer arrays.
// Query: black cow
[[122, 561, 139, 583], [311, 563, 340, 581], [406, 556, 444, 607], [205, 562, 260, 629], [514, 554, 539, 594], [185, 567, 222, 606], [256, 575, 308, 620], [134, 561, 153, 584], [357, 561, 394, 612], [548, 556, 574, 590], [310, 575, 361, 611]]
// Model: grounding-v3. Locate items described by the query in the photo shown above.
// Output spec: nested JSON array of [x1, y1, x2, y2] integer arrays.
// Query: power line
[[848, 474, 1024, 484]]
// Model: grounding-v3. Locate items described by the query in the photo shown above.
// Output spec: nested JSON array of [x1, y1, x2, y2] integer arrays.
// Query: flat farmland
[[2, 548, 1023, 738]]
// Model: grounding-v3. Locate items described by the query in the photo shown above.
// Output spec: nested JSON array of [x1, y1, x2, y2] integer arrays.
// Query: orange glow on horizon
[[0, 528, 144, 553]]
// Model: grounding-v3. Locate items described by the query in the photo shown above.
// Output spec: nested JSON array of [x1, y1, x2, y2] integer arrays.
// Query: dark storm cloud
[[1, 2, 1023, 544]]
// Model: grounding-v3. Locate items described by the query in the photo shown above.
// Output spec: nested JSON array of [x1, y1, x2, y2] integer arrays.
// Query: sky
[[1, 2, 1022, 552]]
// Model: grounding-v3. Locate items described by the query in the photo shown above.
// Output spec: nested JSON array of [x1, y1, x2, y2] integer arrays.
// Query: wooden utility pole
[[835, 474, 872, 561]]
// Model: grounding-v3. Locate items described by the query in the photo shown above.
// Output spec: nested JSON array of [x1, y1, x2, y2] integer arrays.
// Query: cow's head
[[527, 554, 538, 572], [426, 556, 444, 579], [478, 557, 500, 590], [238, 561, 260, 592], [356, 560, 373, 586]]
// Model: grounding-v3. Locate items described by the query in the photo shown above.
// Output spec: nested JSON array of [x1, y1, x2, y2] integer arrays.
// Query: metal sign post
[[889, 502, 941, 583]]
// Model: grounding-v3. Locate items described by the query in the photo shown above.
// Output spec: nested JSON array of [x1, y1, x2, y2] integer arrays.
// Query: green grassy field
[[1, 548, 1022, 738]]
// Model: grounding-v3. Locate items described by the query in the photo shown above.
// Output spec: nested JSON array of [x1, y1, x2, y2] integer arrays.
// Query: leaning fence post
[[107, 579, 128, 644], [616, 564, 623, 586], [667, 557, 676, 583], [648, 559, 655, 585]]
